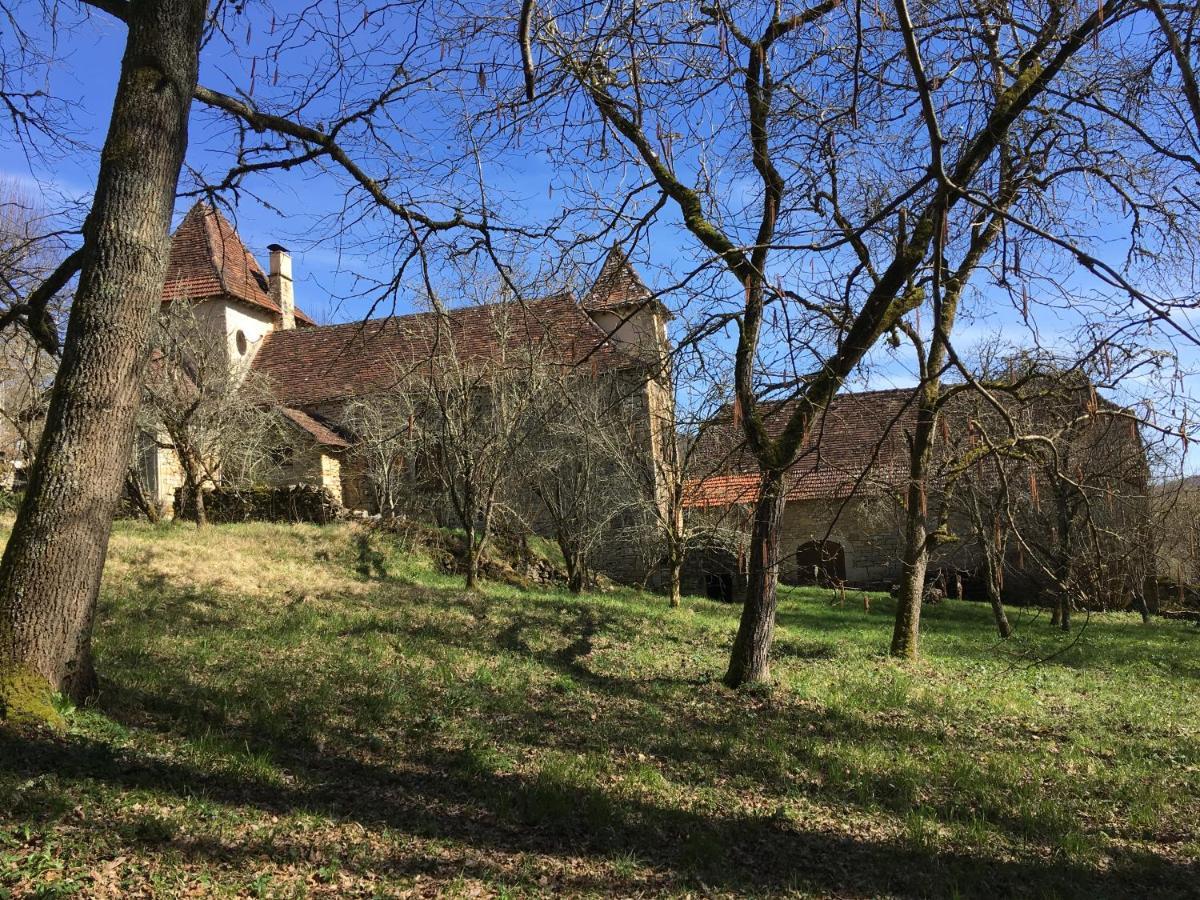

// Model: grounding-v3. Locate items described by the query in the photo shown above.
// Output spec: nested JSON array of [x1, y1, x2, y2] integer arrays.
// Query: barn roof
[[161, 202, 315, 325], [685, 389, 919, 507], [251, 293, 641, 408]]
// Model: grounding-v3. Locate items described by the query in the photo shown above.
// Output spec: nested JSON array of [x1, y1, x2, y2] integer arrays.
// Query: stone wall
[[257, 437, 344, 505], [777, 495, 906, 587]]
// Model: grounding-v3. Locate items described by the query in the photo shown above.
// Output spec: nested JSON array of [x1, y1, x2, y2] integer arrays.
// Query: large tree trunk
[[891, 502, 929, 659], [724, 470, 786, 688], [891, 404, 936, 658], [0, 0, 205, 723]]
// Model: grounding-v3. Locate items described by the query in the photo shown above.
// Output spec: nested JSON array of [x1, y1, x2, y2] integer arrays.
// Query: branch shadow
[[2, 727, 1193, 898]]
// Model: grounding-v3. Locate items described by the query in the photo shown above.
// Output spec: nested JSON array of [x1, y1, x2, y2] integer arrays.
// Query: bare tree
[[138, 299, 279, 525], [390, 297, 548, 589], [598, 349, 744, 608], [0, 0, 507, 721], [519, 372, 626, 593], [931, 350, 1175, 634], [339, 393, 415, 520], [506, 0, 1186, 685]]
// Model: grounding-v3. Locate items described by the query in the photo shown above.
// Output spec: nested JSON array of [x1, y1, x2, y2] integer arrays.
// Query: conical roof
[[161, 202, 313, 324], [584, 246, 657, 312]]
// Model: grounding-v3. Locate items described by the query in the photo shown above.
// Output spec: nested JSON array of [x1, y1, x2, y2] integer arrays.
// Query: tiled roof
[[280, 407, 351, 448], [584, 247, 657, 311], [161, 202, 314, 325], [685, 389, 918, 507], [251, 294, 640, 408], [682, 473, 761, 508]]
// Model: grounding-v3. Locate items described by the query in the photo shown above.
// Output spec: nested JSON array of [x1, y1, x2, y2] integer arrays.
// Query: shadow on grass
[[2, 726, 1194, 898], [102, 579, 1194, 853], [774, 589, 1200, 679], [10, 556, 1195, 897]]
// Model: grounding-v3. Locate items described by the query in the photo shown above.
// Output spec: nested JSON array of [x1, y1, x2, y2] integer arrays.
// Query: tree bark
[[566, 547, 584, 594], [891, 404, 936, 659], [982, 549, 1013, 639], [464, 523, 478, 589], [1054, 489, 1074, 631], [667, 548, 682, 609], [891, 506, 929, 659], [177, 446, 207, 526], [555, 534, 585, 594], [124, 465, 161, 524], [724, 470, 786, 688], [0, 0, 206, 721]]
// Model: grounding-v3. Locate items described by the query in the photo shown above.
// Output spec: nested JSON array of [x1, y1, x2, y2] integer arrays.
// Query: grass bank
[[2, 519, 1198, 897]]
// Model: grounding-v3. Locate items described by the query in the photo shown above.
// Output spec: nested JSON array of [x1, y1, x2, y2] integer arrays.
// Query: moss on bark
[[0, 664, 65, 731]]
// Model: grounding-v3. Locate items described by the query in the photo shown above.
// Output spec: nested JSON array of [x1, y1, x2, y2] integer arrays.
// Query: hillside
[[1, 518, 1198, 897]]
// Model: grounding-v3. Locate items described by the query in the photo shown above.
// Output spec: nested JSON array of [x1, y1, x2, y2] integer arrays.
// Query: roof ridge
[[266, 291, 579, 336]]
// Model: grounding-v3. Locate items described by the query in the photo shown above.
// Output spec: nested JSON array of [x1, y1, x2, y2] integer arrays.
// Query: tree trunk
[[891, 468, 932, 658], [464, 523, 479, 590], [983, 550, 1013, 639], [178, 449, 207, 526], [193, 477, 207, 527], [0, 0, 206, 722], [724, 470, 786, 688], [124, 465, 160, 524], [566, 561, 584, 594], [667, 547, 683, 609], [892, 373, 948, 659], [1051, 483, 1076, 632], [556, 534, 584, 594]]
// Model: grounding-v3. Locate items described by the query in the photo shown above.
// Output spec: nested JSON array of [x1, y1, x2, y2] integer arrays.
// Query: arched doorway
[[795, 540, 846, 586], [701, 548, 739, 603]]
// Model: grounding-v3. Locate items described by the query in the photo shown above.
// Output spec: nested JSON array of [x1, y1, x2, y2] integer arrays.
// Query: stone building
[[683, 387, 1151, 603], [139, 201, 674, 581]]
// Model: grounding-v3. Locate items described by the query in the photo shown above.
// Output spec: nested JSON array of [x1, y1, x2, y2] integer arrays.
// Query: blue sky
[[2, 2, 1197, 471]]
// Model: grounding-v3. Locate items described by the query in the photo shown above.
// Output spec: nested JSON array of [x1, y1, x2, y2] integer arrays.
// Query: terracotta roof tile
[[252, 294, 640, 408], [683, 473, 761, 508], [584, 247, 657, 311], [280, 407, 351, 448], [685, 389, 918, 507], [162, 202, 314, 325]]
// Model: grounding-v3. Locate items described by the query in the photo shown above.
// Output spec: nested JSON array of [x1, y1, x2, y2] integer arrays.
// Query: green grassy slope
[[1, 519, 1197, 897]]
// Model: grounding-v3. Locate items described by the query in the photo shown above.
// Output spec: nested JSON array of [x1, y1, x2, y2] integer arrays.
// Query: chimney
[[267, 243, 295, 330]]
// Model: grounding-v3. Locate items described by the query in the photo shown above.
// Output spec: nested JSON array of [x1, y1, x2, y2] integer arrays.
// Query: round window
[[235, 330, 248, 355]]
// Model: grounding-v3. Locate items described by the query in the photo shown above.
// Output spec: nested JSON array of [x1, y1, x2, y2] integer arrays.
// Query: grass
[[1, 517, 1198, 897]]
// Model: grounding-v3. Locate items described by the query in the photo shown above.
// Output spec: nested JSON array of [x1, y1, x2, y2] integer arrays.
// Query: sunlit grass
[[1, 516, 1197, 897]]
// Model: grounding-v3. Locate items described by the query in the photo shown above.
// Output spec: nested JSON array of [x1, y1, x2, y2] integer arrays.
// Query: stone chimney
[[267, 243, 295, 330]]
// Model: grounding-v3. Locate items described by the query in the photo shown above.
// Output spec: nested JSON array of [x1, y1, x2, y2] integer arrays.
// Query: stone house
[[139, 202, 675, 581], [683, 387, 1151, 603]]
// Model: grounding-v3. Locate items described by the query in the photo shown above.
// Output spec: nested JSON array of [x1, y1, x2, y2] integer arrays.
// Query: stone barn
[[682, 387, 1151, 605]]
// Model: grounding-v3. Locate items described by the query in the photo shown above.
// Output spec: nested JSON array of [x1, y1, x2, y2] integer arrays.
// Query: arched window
[[795, 540, 846, 586]]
